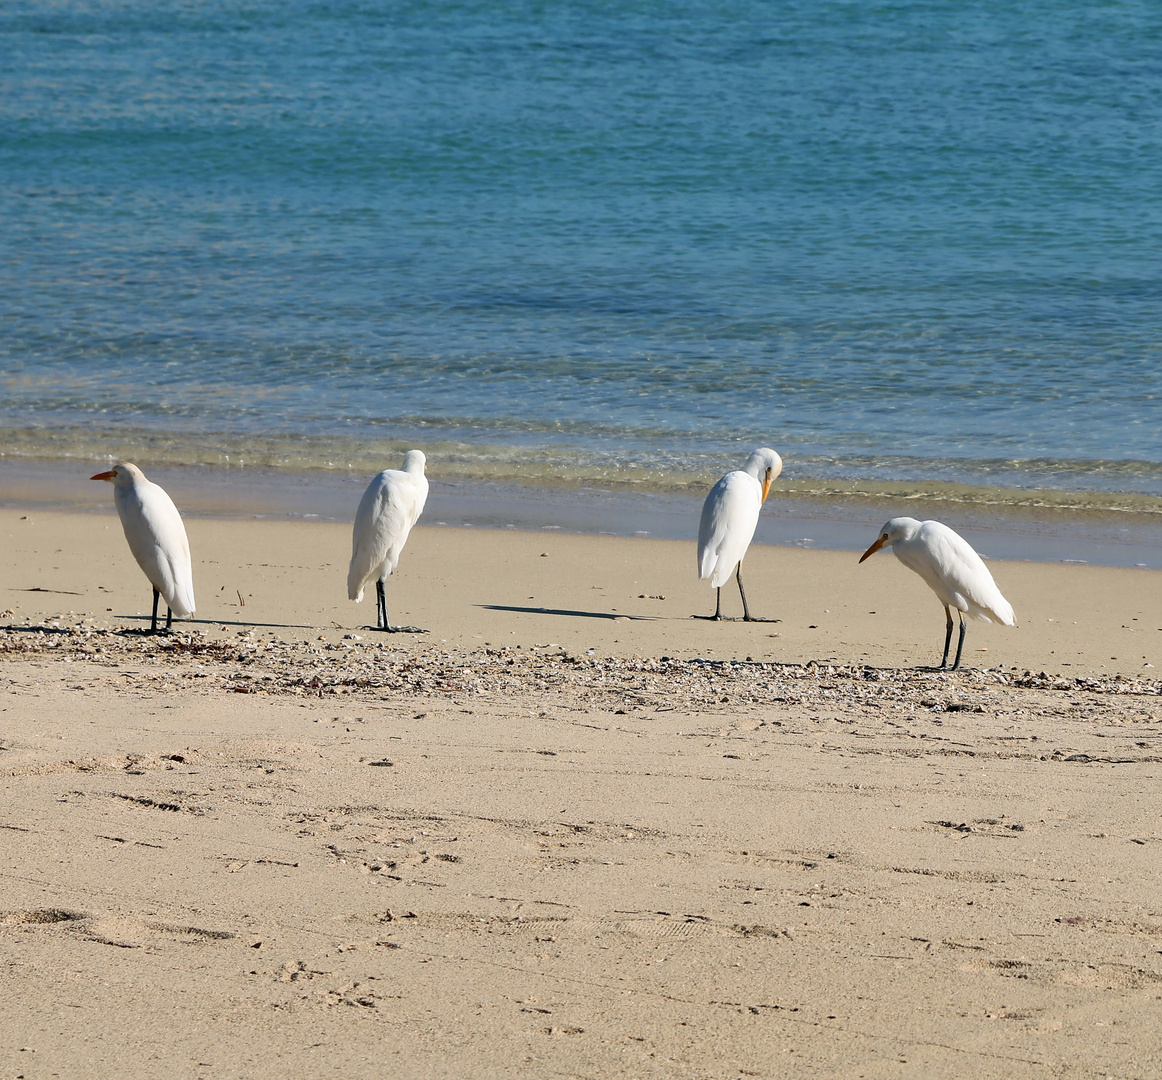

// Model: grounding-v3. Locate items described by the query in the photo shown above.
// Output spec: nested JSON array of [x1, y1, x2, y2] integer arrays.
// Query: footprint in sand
[[0, 907, 88, 927], [1, 908, 235, 950]]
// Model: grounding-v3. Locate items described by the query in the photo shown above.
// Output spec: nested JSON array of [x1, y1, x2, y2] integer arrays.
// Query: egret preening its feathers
[[695, 447, 782, 621], [348, 450, 429, 633], [859, 516, 1015, 670], [91, 462, 195, 632]]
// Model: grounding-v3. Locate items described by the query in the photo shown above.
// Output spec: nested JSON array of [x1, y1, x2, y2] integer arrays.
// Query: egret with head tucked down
[[348, 450, 429, 633], [695, 447, 782, 621], [91, 462, 196, 632], [859, 516, 1015, 670]]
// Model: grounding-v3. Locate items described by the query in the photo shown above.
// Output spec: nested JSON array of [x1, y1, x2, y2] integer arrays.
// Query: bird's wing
[[348, 471, 428, 601], [697, 472, 761, 588], [917, 522, 1015, 625], [116, 483, 195, 617]]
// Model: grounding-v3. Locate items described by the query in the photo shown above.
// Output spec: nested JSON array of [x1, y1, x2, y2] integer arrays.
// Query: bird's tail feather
[[165, 573, 195, 619], [347, 561, 367, 602]]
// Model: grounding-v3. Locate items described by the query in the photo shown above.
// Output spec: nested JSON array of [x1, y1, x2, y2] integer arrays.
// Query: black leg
[[151, 588, 160, 633], [951, 612, 967, 670], [714, 587, 723, 620], [165, 606, 173, 631], [376, 579, 388, 630], [737, 563, 778, 623], [370, 578, 427, 634], [940, 606, 953, 668], [737, 564, 753, 621]]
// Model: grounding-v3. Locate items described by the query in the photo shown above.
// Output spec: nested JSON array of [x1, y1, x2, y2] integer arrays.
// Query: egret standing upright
[[348, 450, 429, 633], [859, 516, 1015, 669], [91, 462, 196, 632], [695, 447, 782, 621]]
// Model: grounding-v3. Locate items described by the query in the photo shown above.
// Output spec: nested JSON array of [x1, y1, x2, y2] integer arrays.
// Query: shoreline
[[2, 456, 1160, 569]]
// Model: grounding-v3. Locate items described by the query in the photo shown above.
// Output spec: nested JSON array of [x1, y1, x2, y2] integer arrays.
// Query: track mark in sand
[[279, 959, 332, 982], [548, 819, 666, 840], [1064, 914, 1162, 939], [891, 865, 1005, 883], [7, 754, 143, 778], [289, 806, 452, 831], [354, 908, 793, 944], [730, 849, 825, 870], [86, 916, 236, 950], [1, 907, 87, 927], [958, 953, 1162, 990], [110, 792, 208, 815], [97, 834, 166, 849], [5, 750, 215, 779], [3, 907, 235, 948], [1053, 961, 1162, 989], [343, 908, 1049, 1069], [289, 807, 667, 869], [719, 879, 768, 893], [471, 894, 573, 910], [317, 981, 383, 1008], [214, 854, 300, 870], [928, 817, 1027, 838]]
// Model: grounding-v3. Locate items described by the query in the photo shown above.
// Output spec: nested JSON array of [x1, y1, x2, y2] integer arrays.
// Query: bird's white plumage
[[867, 517, 1015, 625], [348, 450, 429, 603], [697, 447, 782, 588], [100, 462, 195, 618]]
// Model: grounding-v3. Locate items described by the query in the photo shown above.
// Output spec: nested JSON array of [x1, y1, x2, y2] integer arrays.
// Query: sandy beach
[[3, 507, 1162, 1079]]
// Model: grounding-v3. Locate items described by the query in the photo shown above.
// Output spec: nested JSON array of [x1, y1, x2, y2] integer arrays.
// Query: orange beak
[[91, 470, 116, 482], [859, 535, 888, 563], [760, 467, 773, 504]]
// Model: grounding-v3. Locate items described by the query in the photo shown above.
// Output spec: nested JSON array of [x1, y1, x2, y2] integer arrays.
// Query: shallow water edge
[[2, 458, 1158, 570]]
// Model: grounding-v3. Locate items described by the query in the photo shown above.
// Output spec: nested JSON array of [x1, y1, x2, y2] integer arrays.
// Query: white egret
[[91, 462, 196, 633], [859, 516, 1015, 670], [348, 450, 429, 633], [695, 447, 783, 621]]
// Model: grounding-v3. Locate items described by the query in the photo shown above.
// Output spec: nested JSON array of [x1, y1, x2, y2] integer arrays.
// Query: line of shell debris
[[1, 624, 1158, 706]]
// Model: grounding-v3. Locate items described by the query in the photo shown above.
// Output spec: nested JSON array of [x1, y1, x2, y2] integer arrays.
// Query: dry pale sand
[[2, 507, 1162, 1080]]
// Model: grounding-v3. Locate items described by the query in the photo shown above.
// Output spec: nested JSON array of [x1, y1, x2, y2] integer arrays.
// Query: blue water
[[2, 0, 1160, 498]]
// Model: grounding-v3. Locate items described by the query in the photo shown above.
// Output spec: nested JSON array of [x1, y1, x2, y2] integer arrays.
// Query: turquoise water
[[2, 1, 1160, 502]]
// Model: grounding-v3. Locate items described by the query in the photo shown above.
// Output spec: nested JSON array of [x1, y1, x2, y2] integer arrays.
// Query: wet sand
[[2, 508, 1161, 1079], [2, 457, 1161, 568]]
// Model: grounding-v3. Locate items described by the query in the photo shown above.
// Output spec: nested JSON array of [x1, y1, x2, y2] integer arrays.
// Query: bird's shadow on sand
[[1, 620, 315, 636], [13, 587, 84, 596], [110, 616, 319, 633], [478, 604, 656, 622]]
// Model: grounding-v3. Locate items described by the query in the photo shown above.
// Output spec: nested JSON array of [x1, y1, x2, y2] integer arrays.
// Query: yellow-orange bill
[[760, 470, 772, 503], [859, 535, 887, 563], [90, 470, 115, 481]]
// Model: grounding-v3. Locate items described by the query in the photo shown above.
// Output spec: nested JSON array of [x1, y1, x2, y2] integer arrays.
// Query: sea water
[[2, 1, 1160, 543]]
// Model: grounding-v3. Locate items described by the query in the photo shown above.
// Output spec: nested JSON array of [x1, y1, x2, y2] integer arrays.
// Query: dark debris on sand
[[2, 622, 1159, 718]]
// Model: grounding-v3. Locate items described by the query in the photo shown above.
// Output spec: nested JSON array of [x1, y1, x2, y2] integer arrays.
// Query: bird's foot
[[366, 625, 429, 634], [691, 614, 779, 623]]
